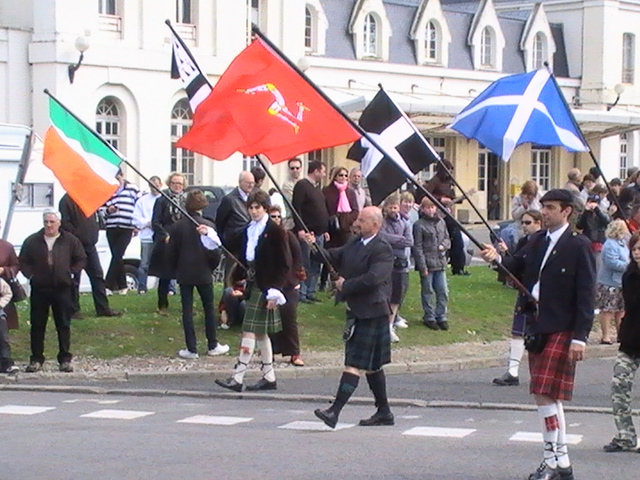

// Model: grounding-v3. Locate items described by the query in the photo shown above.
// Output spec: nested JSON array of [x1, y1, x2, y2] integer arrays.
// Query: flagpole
[[165, 20, 209, 81], [43, 89, 246, 271], [2, 128, 34, 240], [544, 64, 630, 229], [253, 154, 340, 277], [250, 27, 533, 301], [379, 83, 503, 247]]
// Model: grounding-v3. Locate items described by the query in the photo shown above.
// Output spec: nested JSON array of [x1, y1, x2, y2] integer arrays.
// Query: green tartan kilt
[[242, 292, 283, 334]]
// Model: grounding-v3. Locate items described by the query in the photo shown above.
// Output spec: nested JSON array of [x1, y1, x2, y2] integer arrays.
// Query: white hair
[[42, 209, 61, 221]]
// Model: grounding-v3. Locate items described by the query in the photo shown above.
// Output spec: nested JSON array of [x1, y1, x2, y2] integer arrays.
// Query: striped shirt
[[103, 181, 141, 229]]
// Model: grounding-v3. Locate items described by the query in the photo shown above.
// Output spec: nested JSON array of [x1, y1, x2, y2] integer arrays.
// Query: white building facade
[[1, 0, 640, 225]]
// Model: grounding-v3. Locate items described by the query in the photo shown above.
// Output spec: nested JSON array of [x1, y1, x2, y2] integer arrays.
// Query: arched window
[[425, 20, 439, 62], [623, 33, 635, 84], [480, 27, 494, 67], [363, 13, 378, 57], [305, 6, 313, 50], [95, 97, 121, 151], [533, 33, 546, 69], [171, 98, 195, 185]]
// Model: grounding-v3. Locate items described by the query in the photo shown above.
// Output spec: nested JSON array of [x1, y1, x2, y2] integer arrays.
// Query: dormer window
[[425, 21, 438, 61], [533, 33, 546, 69], [304, 1, 328, 55], [305, 7, 313, 50], [363, 13, 378, 57], [480, 27, 494, 67]]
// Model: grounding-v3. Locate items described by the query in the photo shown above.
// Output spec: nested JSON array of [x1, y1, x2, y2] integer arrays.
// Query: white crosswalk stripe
[[403, 426, 476, 438], [0, 405, 56, 415], [509, 431, 583, 444], [80, 409, 155, 420], [278, 420, 355, 431], [177, 415, 253, 426]]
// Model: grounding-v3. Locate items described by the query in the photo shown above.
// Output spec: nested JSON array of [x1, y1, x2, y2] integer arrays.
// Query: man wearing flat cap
[[481, 189, 596, 480]]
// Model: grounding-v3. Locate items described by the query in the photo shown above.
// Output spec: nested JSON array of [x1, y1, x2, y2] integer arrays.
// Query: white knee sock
[[232, 337, 255, 384], [556, 401, 570, 469], [538, 403, 559, 469], [256, 336, 276, 382], [508, 338, 525, 377]]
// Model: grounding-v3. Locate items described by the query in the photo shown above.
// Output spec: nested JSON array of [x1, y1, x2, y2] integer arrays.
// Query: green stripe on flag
[[49, 97, 122, 167]]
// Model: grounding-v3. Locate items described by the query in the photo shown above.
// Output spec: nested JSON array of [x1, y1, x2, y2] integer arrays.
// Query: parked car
[[184, 185, 233, 223]]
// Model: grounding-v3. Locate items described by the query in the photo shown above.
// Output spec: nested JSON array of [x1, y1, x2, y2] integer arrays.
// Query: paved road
[[4, 355, 622, 410], [1, 390, 635, 480]]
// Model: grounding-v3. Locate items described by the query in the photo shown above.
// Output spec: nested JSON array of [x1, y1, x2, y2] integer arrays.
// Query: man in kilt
[[307, 206, 394, 429], [215, 190, 292, 392], [481, 189, 596, 480]]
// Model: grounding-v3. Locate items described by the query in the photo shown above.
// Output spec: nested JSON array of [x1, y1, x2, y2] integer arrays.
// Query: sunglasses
[[336, 173, 348, 177], [521, 220, 534, 225], [270, 214, 281, 219]]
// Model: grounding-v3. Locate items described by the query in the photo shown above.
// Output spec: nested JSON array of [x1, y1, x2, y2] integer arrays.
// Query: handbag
[[524, 332, 548, 354], [393, 256, 409, 270], [6, 275, 27, 303]]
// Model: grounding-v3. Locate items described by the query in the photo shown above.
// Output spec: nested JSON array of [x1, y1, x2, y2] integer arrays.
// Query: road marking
[[278, 421, 355, 431], [402, 426, 476, 438], [0, 405, 56, 415], [63, 399, 120, 405], [509, 432, 583, 444], [80, 409, 155, 420], [177, 415, 253, 426]]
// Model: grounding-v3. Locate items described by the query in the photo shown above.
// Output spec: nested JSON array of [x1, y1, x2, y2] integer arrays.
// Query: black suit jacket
[[503, 228, 596, 342], [215, 188, 250, 251], [317, 234, 393, 319]]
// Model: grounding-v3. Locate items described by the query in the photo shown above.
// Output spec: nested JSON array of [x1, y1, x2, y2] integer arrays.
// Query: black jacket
[[233, 219, 292, 293], [315, 234, 393, 319], [292, 178, 329, 234], [503, 228, 596, 342], [576, 207, 610, 244], [59, 194, 99, 246], [215, 188, 251, 252], [19, 229, 86, 288], [168, 214, 222, 286], [619, 263, 640, 357]]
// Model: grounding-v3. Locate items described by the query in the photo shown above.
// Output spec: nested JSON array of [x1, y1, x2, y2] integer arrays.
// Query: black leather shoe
[[308, 296, 322, 303], [437, 321, 449, 331], [359, 411, 394, 426], [245, 378, 277, 391], [557, 466, 574, 480], [423, 320, 439, 330], [493, 372, 520, 386], [314, 408, 339, 429], [97, 309, 123, 317], [215, 377, 243, 392], [528, 462, 560, 480], [603, 441, 635, 452], [300, 298, 314, 305]]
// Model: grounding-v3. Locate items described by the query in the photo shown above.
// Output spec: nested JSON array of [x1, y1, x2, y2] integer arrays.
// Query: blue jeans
[[179, 284, 218, 353], [299, 234, 324, 300], [222, 287, 246, 326], [420, 270, 449, 323], [137, 241, 153, 293]]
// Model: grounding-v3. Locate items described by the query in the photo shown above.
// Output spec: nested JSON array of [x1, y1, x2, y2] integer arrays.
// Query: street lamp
[[607, 83, 625, 111], [68, 36, 90, 84]]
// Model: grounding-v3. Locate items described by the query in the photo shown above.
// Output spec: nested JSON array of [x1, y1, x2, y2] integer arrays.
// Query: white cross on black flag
[[347, 89, 440, 205], [170, 33, 212, 113]]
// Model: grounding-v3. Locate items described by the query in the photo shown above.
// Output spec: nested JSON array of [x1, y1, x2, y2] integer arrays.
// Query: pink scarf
[[334, 181, 352, 213]]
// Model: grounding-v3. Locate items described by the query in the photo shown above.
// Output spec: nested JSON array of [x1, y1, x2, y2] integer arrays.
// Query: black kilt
[[345, 313, 391, 371]]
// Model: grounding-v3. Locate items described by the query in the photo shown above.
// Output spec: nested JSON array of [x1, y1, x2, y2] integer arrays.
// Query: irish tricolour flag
[[43, 96, 122, 216]]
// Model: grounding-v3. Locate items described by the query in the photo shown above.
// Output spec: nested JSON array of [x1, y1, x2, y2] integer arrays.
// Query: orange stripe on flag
[[43, 127, 118, 217]]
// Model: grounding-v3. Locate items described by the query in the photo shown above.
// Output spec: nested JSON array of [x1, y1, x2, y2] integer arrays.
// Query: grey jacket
[[412, 214, 451, 272], [381, 214, 413, 272]]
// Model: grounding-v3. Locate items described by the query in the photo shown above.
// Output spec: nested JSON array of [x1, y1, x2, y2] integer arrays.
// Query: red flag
[[176, 38, 361, 163]]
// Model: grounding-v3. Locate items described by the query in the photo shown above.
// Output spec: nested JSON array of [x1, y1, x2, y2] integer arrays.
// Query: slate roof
[[320, 0, 571, 78]]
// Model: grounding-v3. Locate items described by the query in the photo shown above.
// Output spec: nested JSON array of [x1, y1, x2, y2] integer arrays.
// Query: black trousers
[[444, 216, 466, 273], [30, 286, 73, 364], [72, 243, 110, 315], [105, 228, 133, 291], [179, 284, 218, 353], [270, 288, 300, 356]]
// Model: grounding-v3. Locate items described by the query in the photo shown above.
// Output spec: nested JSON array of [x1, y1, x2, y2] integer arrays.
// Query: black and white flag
[[170, 31, 212, 113], [347, 89, 440, 205]]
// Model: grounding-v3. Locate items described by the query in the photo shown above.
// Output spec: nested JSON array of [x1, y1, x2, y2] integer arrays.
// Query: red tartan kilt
[[528, 331, 576, 401]]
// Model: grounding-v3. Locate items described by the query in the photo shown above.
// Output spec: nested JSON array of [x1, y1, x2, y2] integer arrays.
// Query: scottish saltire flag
[[449, 69, 589, 161], [170, 30, 212, 113], [347, 89, 439, 205]]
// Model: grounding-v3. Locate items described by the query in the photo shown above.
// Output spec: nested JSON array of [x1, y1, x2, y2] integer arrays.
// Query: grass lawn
[[8, 265, 517, 361]]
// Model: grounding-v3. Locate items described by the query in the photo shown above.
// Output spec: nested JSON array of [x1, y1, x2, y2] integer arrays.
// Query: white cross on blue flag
[[449, 69, 589, 161]]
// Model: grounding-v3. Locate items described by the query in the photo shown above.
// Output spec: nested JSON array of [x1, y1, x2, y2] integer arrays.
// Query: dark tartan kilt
[[345, 314, 391, 371], [528, 331, 576, 401], [242, 292, 282, 335]]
